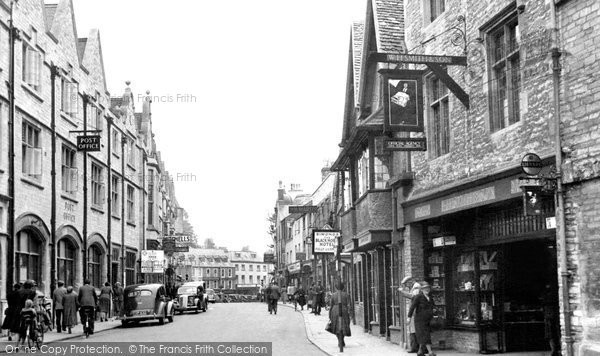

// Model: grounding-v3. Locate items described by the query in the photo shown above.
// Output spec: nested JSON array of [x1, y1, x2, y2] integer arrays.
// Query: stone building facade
[[0, 0, 187, 322], [229, 250, 274, 292], [333, 0, 597, 355]]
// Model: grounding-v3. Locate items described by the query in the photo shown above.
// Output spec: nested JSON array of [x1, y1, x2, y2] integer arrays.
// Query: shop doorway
[[503, 240, 560, 352]]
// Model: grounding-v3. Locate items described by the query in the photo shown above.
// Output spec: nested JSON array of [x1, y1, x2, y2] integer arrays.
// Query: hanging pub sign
[[523, 186, 544, 216], [381, 69, 425, 133], [312, 230, 340, 254], [76, 135, 101, 152]]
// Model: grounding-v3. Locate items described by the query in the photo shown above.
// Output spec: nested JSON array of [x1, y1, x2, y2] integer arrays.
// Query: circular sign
[[521, 153, 543, 176]]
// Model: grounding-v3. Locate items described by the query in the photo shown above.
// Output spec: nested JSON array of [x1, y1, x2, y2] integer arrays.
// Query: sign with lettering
[[289, 206, 318, 214], [521, 153, 543, 176], [141, 250, 164, 273], [163, 235, 192, 244], [263, 253, 275, 263], [76, 135, 101, 152], [381, 70, 425, 133], [296, 252, 306, 261], [371, 52, 467, 66], [384, 138, 427, 151], [312, 230, 340, 254]]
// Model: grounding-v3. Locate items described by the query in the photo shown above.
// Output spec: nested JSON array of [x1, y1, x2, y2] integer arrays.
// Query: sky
[[71, 0, 368, 254]]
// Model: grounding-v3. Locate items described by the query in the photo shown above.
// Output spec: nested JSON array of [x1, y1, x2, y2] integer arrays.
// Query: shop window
[[355, 261, 363, 303], [22, 121, 42, 178], [16, 230, 41, 284], [61, 145, 77, 194], [487, 11, 521, 132], [390, 248, 403, 327], [369, 252, 379, 323], [88, 245, 103, 289], [57, 239, 76, 287], [125, 251, 136, 286], [425, 250, 447, 327], [427, 76, 450, 157]]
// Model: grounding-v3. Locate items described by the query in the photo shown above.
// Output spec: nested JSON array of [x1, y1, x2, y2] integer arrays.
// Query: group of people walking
[[1, 279, 126, 343]]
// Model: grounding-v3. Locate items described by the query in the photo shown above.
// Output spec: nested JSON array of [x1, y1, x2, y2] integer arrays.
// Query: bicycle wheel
[[35, 324, 44, 348], [85, 320, 90, 338]]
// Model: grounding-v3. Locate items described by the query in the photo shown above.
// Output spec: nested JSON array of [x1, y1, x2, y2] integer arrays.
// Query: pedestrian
[[1, 283, 21, 341], [98, 282, 112, 322], [78, 279, 98, 335], [281, 285, 287, 305], [407, 282, 435, 356], [542, 283, 560, 356], [32, 280, 52, 330], [328, 280, 352, 353], [17, 299, 37, 349], [52, 280, 67, 333], [11, 280, 36, 336], [113, 282, 124, 318], [315, 281, 324, 315], [265, 282, 273, 313], [63, 286, 78, 334], [308, 283, 315, 313], [294, 285, 307, 310], [399, 276, 422, 353], [268, 282, 281, 315]]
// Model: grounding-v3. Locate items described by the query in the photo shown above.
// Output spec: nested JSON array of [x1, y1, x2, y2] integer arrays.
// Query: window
[[249, 265, 253, 271], [206, 268, 210, 276], [147, 170, 154, 226], [213, 268, 217, 276], [88, 245, 102, 289], [91, 163, 104, 207], [22, 121, 42, 177], [112, 129, 120, 155], [228, 269, 232, 277], [61, 145, 77, 193], [249, 275, 253, 284], [61, 79, 78, 116], [488, 12, 521, 132], [16, 230, 41, 284], [127, 185, 135, 222], [374, 138, 391, 189], [235, 264, 239, 271], [427, 0, 445, 23], [111, 175, 120, 216], [127, 138, 135, 166], [343, 171, 353, 211], [57, 239, 76, 287], [427, 76, 450, 157], [221, 269, 225, 277], [357, 149, 369, 197], [22, 33, 42, 91], [241, 275, 245, 283], [241, 264, 245, 271], [126, 251, 136, 286], [263, 265, 266, 272]]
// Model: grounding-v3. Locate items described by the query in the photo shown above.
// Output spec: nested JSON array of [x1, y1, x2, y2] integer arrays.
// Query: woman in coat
[[1, 284, 21, 340], [407, 282, 435, 356], [62, 286, 78, 334], [328, 281, 352, 353], [98, 282, 112, 322]]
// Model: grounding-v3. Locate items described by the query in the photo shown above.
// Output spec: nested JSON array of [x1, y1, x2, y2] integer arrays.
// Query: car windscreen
[[127, 289, 152, 298], [177, 286, 197, 295], [206, 290, 215, 295]]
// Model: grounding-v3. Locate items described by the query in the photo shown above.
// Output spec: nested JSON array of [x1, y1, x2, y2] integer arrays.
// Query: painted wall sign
[[381, 70, 425, 133], [441, 186, 496, 213]]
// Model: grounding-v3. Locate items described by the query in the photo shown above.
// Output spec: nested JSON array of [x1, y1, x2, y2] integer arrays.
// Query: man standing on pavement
[[399, 276, 422, 353], [269, 282, 281, 315], [113, 282, 124, 318], [78, 279, 98, 334], [314, 281, 324, 315], [52, 280, 67, 332]]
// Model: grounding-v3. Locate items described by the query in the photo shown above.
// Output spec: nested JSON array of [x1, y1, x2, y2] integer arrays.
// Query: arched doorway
[[57, 238, 77, 287]]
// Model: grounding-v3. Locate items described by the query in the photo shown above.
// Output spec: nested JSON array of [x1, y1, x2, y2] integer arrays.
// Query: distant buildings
[[229, 250, 274, 292]]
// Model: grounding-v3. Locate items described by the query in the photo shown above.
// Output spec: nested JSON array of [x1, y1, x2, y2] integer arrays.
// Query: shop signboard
[[289, 205, 318, 214], [287, 262, 301, 274], [384, 138, 427, 151], [263, 253, 275, 263], [76, 135, 101, 152], [381, 70, 425, 133], [312, 230, 340, 254], [141, 250, 165, 273], [523, 186, 543, 216], [296, 252, 306, 261]]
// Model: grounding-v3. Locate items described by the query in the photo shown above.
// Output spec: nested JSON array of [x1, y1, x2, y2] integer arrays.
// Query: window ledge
[[112, 214, 121, 221], [91, 205, 105, 214], [127, 163, 136, 171], [490, 120, 522, 141], [60, 194, 78, 204], [21, 177, 44, 190], [112, 152, 120, 159], [60, 112, 78, 127], [127, 221, 136, 228], [21, 83, 44, 103]]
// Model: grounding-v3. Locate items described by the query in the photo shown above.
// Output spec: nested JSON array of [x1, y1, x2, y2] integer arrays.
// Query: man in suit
[[314, 281, 324, 315], [78, 279, 98, 334], [52, 280, 67, 332], [268, 282, 281, 315]]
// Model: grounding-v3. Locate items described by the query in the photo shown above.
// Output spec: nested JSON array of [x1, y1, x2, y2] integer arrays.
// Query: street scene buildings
[[0, 0, 599, 356]]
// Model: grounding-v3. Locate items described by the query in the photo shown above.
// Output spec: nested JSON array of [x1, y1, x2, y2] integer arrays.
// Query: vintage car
[[206, 288, 217, 303], [121, 284, 175, 326], [174, 282, 207, 314]]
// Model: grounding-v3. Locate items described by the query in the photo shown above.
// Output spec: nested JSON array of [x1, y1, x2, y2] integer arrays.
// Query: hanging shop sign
[[521, 153, 543, 176], [289, 205, 318, 214], [141, 250, 165, 273], [287, 262, 301, 274], [312, 230, 340, 254], [384, 137, 427, 151], [296, 252, 306, 261], [432, 236, 457, 248], [76, 135, 101, 151], [381, 70, 425, 133], [523, 186, 544, 216], [263, 253, 275, 263], [369, 52, 467, 66]]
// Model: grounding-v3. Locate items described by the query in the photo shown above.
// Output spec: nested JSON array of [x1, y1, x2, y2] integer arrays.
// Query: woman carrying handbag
[[327, 280, 352, 352]]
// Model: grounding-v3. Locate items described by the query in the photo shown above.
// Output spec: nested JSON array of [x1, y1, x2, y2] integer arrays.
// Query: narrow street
[[64, 303, 325, 356]]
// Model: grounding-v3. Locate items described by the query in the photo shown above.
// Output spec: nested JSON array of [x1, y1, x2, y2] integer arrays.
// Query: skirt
[[99, 296, 111, 313]]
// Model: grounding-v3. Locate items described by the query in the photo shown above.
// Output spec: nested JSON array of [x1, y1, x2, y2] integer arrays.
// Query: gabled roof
[[43, 4, 58, 32], [351, 22, 364, 104], [371, 0, 406, 53], [77, 38, 87, 63]]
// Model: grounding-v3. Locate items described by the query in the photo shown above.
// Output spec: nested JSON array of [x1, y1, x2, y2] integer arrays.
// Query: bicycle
[[17, 314, 43, 350], [81, 307, 95, 338]]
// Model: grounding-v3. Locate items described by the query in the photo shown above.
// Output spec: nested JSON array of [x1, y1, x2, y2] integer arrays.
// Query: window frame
[[426, 74, 451, 158], [57, 238, 76, 287], [22, 34, 43, 92], [111, 175, 120, 216], [61, 145, 77, 194], [126, 184, 135, 223], [21, 120, 42, 179], [91, 163, 104, 207]]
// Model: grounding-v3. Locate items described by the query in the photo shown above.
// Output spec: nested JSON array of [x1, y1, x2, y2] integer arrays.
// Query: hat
[[420, 282, 431, 289], [401, 276, 414, 284]]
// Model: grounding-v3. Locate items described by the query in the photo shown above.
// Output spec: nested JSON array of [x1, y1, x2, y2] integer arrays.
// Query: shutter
[[29, 147, 42, 175], [25, 48, 41, 87], [68, 167, 79, 193]]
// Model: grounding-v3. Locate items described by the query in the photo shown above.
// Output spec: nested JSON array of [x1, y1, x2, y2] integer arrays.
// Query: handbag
[[325, 320, 334, 334]]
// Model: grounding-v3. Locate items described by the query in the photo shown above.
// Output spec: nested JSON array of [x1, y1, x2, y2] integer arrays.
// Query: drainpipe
[[106, 117, 112, 284], [6, 0, 18, 292], [549, 4, 573, 356], [82, 94, 89, 281], [121, 137, 126, 286], [50, 64, 59, 294]]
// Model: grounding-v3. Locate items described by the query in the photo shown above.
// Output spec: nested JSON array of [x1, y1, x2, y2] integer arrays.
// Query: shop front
[[403, 172, 560, 353]]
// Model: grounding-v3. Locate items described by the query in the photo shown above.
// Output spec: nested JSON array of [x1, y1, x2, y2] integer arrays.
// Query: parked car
[[174, 282, 207, 314], [206, 288, 217, 303], [121, 284, 175, 327]]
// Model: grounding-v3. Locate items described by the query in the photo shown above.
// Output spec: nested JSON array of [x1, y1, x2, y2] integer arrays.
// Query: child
[[18, 299, 37, 347]]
